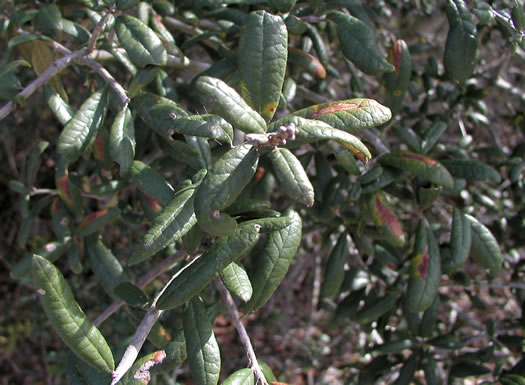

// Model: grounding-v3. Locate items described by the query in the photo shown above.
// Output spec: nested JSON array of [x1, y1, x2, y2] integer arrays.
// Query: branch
[[214, 277, 269, 385], [110, 250, 194, 385], [0, 49, 86, 122]]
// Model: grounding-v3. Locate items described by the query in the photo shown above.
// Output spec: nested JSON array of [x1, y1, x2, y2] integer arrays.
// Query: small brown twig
[[215, 277, 269, 385]]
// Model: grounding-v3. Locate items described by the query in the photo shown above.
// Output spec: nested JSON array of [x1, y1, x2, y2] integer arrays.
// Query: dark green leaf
[[171, 114, 234, 144], [444, 0, 479, 83], [184, 297, 221, 385], [321, 233, 350, 298], [246, 210, 302, 312], [194, 144, 259, 237], [57, 89, 108, 163], [195, 76, 267, 134], [110, 107, 135, 177], [157, 222, 261, 310], [239, 10, 288, 121], [115, 15, 167, 67], [466, 214, 503, 273], [327, 11, 394, 76], [32, 255, 114, 372], [440, 159, 501, 183], [129, 160, 174, 205], [220, 262, 253, 302]]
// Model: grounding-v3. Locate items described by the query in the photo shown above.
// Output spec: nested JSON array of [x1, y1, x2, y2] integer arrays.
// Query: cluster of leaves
[[2, 0, 525, 384]]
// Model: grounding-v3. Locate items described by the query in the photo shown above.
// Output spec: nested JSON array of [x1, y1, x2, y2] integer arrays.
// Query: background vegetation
[[1, 0, 524, 384]]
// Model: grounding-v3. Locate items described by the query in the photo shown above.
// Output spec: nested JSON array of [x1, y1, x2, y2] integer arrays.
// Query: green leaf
[[171, 114, 234, 144], [184, 297, 221, 385], [222, 368, 254, 385], [195, 76, 267, 134], [85, 236, 130, 297], [327, 11, 394, 76], [288, 98, 392, 133], [131, 92, 189, 138], [151, 331, 187, 374], [157, 222, 261, 310], [269, 147, 314, 207], [420, 294, 440, 338], [220, 262, 253, 302], [444, 0, 479, 83], [270, 116, 371, 162], [25, 141, 49, 187], [321, 233, 350, 298], [57, 89, 108, 163], [288, 48, 327, 79], [130, 183, 198, 265], [239, 10, 288, 121], [440, 159, 501, 183], [445, 208, 472, 271], [378, 152, 454, 188], [246, 210, 301, 312], [423, 355, 441, 385], [32, 255, 114, 372], [129, 160, 175, 205], [115, 15, 167, 68], [110, 107, 135, 177], [76, 207, 121, 237], [354, 292, 398, 324], [384, 39, 412, 117], [368, 191, 405, 247], [194, 144, 259, 237], [113, 282, 149, 307], [405, 220, 441, 312], [421, 121, 447, 155], [128, 66, 161, 97], [465, 214, 503, 273], [38, 4, 63, 33], [43, 85, 74, 125], [393, 352, 418, 385]]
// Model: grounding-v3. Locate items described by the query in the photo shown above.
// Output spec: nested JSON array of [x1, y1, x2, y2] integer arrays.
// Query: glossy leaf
[[246, 210, 301, 312], [43, 85, 74, 125], [447, 208, 472, 271], [270, 116, 371, 162], [220, 262, 253, 302], [241, 216, 293, 233], [195, 76, 267, 134], [194, 144, 258, 237], [157, 222, 261, 310], [378, 152, 454, 188], [110, 107, 135, 177], [444, 0, 479, 83], [466, 214, 503, 273], [86, 236, 130, 297], [368, 192, 405, 247], [32, 255, 114, 372], [327, 11, 394, 76], [130, 183, 198, 265], [288, 98, 392, 133], [184, 297, 221, 385], [222, 368, 254, 385], [131, 92, 188, 138], [129, 160, 174, 205], [406, 221, 441, 312], [239, 10, 287, 121], [114, 282, 149, 307], [270, 148, 314, 207], [440, 159, 501, 183], [115, 15, 167, 67], [320, 233, 350, 298], [128, 66, 161, 98], [384, 40, 412, 117], [57, 89, 108, 164], [76, 207, 120, 237], [170, 114, 234, 144]]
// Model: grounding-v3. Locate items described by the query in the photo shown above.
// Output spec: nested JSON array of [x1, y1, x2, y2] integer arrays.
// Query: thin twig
[[110, 250, 193, 385], [94, 250, 186, 326], [214, 277, 269, 385], [0, 49, 86, 122], [87, 12, 112, 54], [29, 188, 58, 196]]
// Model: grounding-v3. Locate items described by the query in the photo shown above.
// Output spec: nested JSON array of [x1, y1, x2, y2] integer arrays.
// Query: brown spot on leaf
[[399, 152, 438, 166], [392, 40, 403, 76], [94, 135, 104, 160], [375, 196, 403, 238], [79, 208, 109, 228], [57, 175, 72, 203], [309, 102, 360, 119], [255, 167, 265, 183], [418, 247, 430, 279]]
